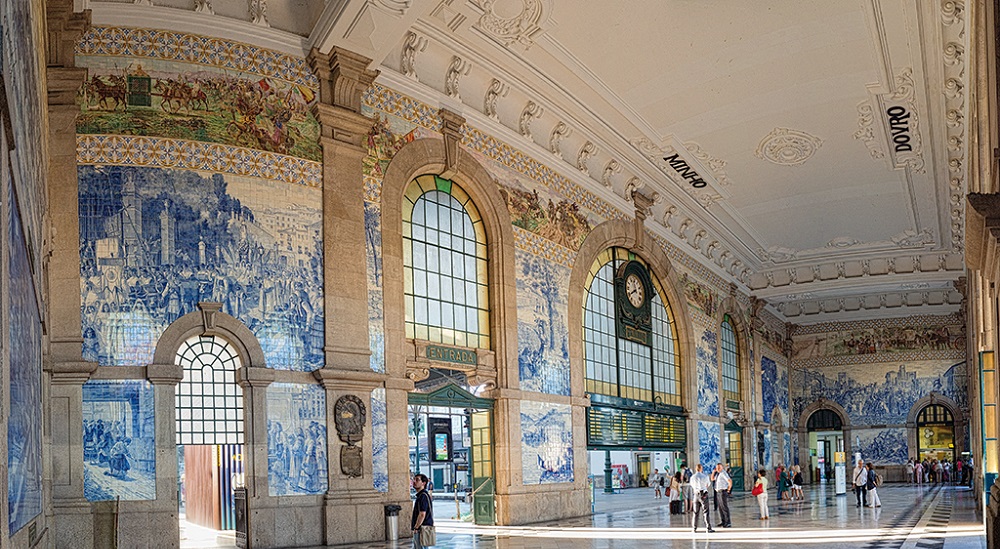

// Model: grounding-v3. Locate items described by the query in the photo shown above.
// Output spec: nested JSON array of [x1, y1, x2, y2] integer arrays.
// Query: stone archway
[[796, 399, 852, 483], [906, 392, 966, 462]]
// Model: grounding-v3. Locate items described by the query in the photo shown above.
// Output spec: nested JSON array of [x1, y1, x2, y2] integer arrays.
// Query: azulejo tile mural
[[761, 356, 789, 425], [791, 319, 964, 362], [792, 360, 967, 426], [784, 432, 792, 466], [853, 428, 908, 465], [267, 383, 328, 496], [697, 422, 721, 468], [365, 201, 386, 373], [78, 165, 324, 370], [521, 401, 574, 484], [7, 182, 43, 535], [493, 166, 596, 252], [82, 380, 156, 501], [371, 388, 389, 492], [516, 250, 571, 396], [696, 329, 719, 417], [681, 273, 717, 319]]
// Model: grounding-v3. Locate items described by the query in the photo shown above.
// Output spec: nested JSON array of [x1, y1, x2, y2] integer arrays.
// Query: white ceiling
[[89, 0, 969, 324]]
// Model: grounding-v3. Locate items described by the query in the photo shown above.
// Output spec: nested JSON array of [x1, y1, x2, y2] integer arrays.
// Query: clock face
[[625, 273, 645, 307]]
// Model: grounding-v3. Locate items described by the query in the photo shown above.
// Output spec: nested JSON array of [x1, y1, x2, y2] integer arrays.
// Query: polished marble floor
[[355, 483, 985, 549], [178, 483, 986, 548]]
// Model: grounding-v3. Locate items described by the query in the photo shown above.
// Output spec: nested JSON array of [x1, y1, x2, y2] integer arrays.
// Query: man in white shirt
[[689, 464, 715, 533], [714, 464, 733, 527], [852, 459, 868, 507]]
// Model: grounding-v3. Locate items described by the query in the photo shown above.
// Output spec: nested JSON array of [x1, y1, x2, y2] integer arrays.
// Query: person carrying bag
[[411, 474, 436, 548]]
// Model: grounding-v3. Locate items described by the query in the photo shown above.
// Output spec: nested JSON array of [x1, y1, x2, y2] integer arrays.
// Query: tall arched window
[[175, 335, 244, 445], [583, 248, 680, 406], [720, 314, 741, 406], [403, 175, 489, 348]]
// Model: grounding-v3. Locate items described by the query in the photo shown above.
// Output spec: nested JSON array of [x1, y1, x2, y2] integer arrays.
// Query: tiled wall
[[82, 380, 156, 501], [266, 383, 327, 496], [698, 421, 721, 468], [516, 250, 571, 396], [520, 401, 574, 484], [696, 329, 720, 417], [761, 355, 789, 425], [371, 388, 388, 492], [7, 178, 43, 535], [853, 427, 908, 465]]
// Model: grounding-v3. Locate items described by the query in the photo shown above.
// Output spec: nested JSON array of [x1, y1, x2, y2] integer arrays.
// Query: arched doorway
[[806, 409, 843, 482], [916, 404, 956, 464]]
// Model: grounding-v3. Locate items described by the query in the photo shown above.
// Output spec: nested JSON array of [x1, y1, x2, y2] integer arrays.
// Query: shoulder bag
[[419, 525, 436, 546], [751, 482, 763, 496]]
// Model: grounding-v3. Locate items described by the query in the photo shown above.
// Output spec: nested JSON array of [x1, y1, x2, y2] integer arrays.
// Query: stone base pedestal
[[497, 488, 590, 525], [245, 496, 324, 549], [322, 491, 387, 546], [52, 498, 94, 549]]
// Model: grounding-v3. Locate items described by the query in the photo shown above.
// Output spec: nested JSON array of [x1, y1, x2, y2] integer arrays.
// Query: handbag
[[419, 525, 436, 546], [751, 482, 763, 496]]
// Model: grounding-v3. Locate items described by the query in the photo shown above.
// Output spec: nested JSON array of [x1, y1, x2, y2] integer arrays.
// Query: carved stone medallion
[[334, 394, 367, 445], [755, 128, 823, 166]]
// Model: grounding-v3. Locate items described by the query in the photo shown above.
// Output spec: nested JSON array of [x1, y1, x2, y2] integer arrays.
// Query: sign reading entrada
[[426, 345, 477, 366], [662, 153, 707, 189]]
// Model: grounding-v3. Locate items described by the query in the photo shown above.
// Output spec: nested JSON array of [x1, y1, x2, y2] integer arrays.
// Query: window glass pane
[[175, 335, 244, 445]]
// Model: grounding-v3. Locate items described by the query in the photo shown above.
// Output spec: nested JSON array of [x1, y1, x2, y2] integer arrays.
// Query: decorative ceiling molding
[[630, 136, 728, 210], [249, 0, 269, 27], [549, 121, 570, 155], [940, 0, 967, 252], [194, 0, 213, 15], [601, 159, 621, 188], [483, 77, 509, 121], [518, 100, 542, 138], [372, 0, 413, 17], [577, 141, 597, 174], [853, 101, 885, 159], [683, 141, 730, 186], [754, 127, 823, 166], [401, 31, 427, 81], [445, 55, 471, 99]]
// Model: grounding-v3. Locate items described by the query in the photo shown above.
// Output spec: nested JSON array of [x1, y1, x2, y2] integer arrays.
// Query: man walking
[[714, 464, 732, 528], [852, 459, 868, 507], [690, 464, 715, 533]]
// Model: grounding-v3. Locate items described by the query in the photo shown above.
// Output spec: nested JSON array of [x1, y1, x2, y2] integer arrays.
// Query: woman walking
[[754, 469, 769, 520], [865, 463, 881, 507]]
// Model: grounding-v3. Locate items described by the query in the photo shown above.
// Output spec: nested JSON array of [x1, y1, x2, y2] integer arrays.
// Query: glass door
[[470, 410, 495, 525]]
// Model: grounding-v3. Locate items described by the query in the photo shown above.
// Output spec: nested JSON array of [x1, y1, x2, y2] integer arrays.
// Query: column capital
[[308, 47, 379, 114], [46, 0, 91, 69], [313, 368, 386, 391], [147, 363, 184, 385], [45, 360, 98, 384], [313, 103, 373, 149], [236, 366, 275, 388]]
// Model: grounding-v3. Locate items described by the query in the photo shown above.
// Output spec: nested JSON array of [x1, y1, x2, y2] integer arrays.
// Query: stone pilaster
[[308, 47, 378, 372]]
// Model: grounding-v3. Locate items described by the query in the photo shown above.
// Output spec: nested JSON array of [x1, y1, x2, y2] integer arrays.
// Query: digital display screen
[[434, 433, 450, 461]]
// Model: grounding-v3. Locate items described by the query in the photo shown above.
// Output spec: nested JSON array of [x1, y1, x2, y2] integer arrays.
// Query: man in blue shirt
[[411, 474, 435, 548], [713, 464, 732, 527], [689, 464, 715, 533]]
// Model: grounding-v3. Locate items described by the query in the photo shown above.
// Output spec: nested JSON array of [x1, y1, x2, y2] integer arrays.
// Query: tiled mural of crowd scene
[[266, 383, 328, 496], [854, 427, 908, 465], [82, 380, 156, 501], [761, 356, 790, 425], [78, 165, 323, 369], [792, 323, 964, 361], [520, 401, 574, 484], [516, 250, 572, 396], [371, 388, 389, 492], [698, 422, 721, 468], [696, 330, 720, 417], [7, 181, 43, 535], [791, 360, 967, 426]]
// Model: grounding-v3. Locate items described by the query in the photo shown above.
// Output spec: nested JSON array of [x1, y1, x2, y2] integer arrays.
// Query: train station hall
[[1, 0, 999, 547]]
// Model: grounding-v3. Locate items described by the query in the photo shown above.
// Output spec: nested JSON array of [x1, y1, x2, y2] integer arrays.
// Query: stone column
[[308, 47, 378, 372], [235, 366, 276, 548], [44, 2, 92, 547]]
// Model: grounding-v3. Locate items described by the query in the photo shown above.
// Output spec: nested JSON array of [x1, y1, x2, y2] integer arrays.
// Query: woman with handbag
[[411, 474, 436, 548], [752, 469, 769, 520]]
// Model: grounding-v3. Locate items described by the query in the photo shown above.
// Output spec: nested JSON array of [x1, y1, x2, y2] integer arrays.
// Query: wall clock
[[615, 260, 653, 346]]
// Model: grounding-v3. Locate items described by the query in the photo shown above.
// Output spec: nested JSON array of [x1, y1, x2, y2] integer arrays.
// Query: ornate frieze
[[445, 55, 471, 99], [401, 31, 427, 81], [484, 78, 508, 121], [601, 159, 621, 188], [576, 141, 597, 174], [549, 121, 570, 155], [519, 100, 542, 138]]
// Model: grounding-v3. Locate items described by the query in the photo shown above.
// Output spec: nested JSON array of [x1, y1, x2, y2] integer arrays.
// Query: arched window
[[402, 175, 489, 348], [806, 409, 843, 431], [917, 404, 954, 425], [175, 335, 244, 445], [583, 248, 680, 406], [720, 314, 741, 405]]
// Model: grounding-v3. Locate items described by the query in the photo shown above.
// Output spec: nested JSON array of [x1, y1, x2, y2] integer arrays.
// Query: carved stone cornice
[[965, 192, 1000, 280], [146, 363, 184, 385], [313, 103, 375, 149], [313, 367, 387, 391], [308, 47, 379, 114], [46, 360, 98, 385], [236, 366, 275, 388]]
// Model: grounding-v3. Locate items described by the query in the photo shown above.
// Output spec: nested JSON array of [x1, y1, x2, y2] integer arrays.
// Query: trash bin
[[384, 504, 402, 541]]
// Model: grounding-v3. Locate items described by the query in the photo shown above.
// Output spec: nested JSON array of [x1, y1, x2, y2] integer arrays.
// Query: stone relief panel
[[792, 360, 966, 427], [78, 165, 323, 370], [698, 421, 721, 468], [7, 181, 43, 534], [516, 250, 570, 395], [520, 400, 574, 484], [680, 273, 718, 322], [82, 380, 156, 501], [761, 355, 788, 425], [696, 329, 719, 417], [371, 388, 388, 492], [266, 383, 328, 496], [853, 427, 908, 465]]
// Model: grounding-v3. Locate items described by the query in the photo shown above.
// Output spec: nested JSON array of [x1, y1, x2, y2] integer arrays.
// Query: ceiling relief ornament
[[401, 31, 427, 81], [891, 228, 935, 247], [483, 78, 509, 121], [754, 127, 823, 166], [445, 55, 471, 99], [577, 141, 597, 174], [826, 236, 860, 249], [249, 0, 269, 27], [194, 0, 213, 14], [518, 101, 542, 138], [853, 101, 885, 159], [372, 0, 413, 16], [601, 159, 621, 188], [884, 68, 925, 173], [629, 136, 727, 209], [471, 0, 549, 49]]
